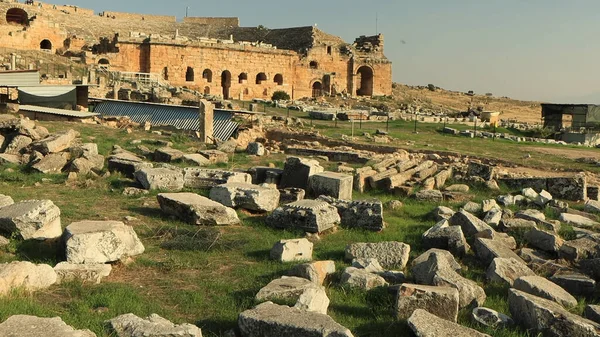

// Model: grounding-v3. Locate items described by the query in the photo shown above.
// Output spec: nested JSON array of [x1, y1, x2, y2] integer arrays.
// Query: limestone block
[[345, 241, 410, 269], [340, 267, 387, 290], [199, 149, 229, 164], [266, 199, 340, 233], [54, 262, 112, 284], [288, 260, 335, 285], [247, 142, 265, 156], [135, 167, 184, 191], [238, 302, 354, 337], [0, 261, 57, 296], [32, 129, 79, 154], [154, 147, 185, 162], [107, 313, 202, 337], [4, 135, 32, 154], [31, 152, 69, 174], [183, 168, 251, 188], [279, 157, 324, 190], [0, 315, 96, 337], [0, 200, 61, 240], [408, 309, 491, 337], [64, 220, 145, 264], [255, 276, 319, 302], [270, 238, 313, 262], [317, 196, 384, 231], [278, 187, 305, 204], [182, 153, 210, 166], [108, 152, 153, 178], [412, 249, 486, 308], [293, 287, 329, 314], [508, 289, 600, 336], [513, 275, 577, 308], [308, 171, 353, 200], [395, 283, 460, 322], [209, 182, 280, 212], [157, 193, 240, 226], [486, 258, 535, 286]]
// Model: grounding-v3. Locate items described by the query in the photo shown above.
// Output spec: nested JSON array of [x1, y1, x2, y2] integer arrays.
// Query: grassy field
[[0, 116, 597, 336]]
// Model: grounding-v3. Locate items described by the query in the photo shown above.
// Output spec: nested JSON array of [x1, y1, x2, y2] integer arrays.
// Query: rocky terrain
[[0, 109, 598, 337]]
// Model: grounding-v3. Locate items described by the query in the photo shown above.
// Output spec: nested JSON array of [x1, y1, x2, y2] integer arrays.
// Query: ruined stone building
[[0, 0, 392, 99]]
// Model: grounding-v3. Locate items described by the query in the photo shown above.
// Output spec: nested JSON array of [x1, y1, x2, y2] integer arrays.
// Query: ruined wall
[[0, 4, 66, 53], [100, 11, 176, 22], [145, 42, 297, 99], [294, 44, 351, 98], [0, 2, 393, 99], [183, 17, 239, 27]]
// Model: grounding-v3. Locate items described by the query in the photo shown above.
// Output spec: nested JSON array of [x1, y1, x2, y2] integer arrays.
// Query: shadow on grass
[[128, 206, 167, 219], [195, 318, 237, 336], [244, 249, 271, 262], [14, 238, 63, 264], [354, 320, 407, 337]]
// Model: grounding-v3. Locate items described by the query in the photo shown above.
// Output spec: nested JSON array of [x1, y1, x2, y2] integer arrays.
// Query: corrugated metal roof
[[93, 100, 239, 141], [0, 71, 40, 87], [19, 105, 99, 118]]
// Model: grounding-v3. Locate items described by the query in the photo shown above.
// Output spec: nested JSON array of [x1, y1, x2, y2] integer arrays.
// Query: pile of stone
[[0, 191, 145, 295], [0, 313, 202, 337], [0, 115, 104, 176]]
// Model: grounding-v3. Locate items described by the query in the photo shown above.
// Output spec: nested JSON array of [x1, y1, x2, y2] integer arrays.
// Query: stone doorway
[[312, 81, 322, 98], [356, 66, 374, 96], [221, 70, 231, 99]]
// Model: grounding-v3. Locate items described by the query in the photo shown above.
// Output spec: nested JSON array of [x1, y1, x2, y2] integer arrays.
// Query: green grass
[[0, 116, 594, 336]]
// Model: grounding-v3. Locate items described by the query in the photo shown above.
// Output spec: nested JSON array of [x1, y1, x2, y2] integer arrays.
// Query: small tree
[[271, 90, 290, 101], [427, 84, 436, 92]]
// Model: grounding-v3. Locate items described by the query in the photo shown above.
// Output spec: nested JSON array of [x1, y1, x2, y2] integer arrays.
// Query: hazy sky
[[40, 0, 599, 103]]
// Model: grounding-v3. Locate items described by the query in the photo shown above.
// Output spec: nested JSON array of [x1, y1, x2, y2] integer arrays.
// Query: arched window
[[203, 86, 210, 95], [274, 74, 283, 86], [356, 66, 374, 96], [202, 69, 213, 83], [312, 81, 322, 98], [256, 72, 267, 85], [6, 8, 28, 26], [309, 61, 318, 69], [186, 67, 195, 82], [40, 39, 52, 51], [98, 58, 110, 69], [327, 46, 332, 55], [238, 72, 248, 84]]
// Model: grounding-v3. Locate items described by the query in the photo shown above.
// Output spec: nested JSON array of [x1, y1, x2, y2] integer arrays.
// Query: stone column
[[10, 54, 16, 71], [198, 99, 214, 143]]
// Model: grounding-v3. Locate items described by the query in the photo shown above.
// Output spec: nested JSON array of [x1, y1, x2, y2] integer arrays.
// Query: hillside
[[392, 84, 543, 124]]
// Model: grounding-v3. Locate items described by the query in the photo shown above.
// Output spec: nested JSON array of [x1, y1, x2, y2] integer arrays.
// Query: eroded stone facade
[[0, 0, 392, 99]]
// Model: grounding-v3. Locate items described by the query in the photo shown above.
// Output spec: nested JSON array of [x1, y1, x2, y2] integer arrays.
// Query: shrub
[[271, 90, 290, 101], [427, 84, 436, 91]]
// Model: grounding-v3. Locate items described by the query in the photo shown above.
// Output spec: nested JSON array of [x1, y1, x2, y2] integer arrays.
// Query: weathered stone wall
[[183, 17, 239, 27], [0, 1, 393, 99], [144, 42, 297, 99], [100, 11, 176, 22]]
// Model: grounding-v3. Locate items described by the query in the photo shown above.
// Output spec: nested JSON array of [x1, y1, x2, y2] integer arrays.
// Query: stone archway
[[202, 69, 213, 83], [312, 81, 323, 98], [274, 74, 284, 86], [186, 67, 195, 82], [6, 8, 28, 26], [40, 39, 52, 51], [356, 66, 374, 96], [221, 70, 231, 99], [256, 72, 267, 85]]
